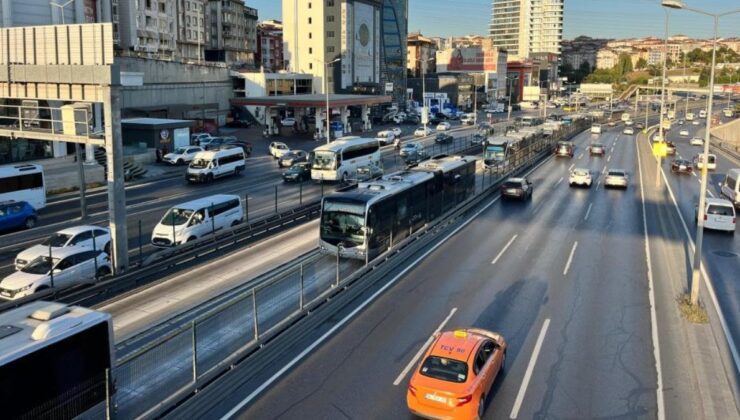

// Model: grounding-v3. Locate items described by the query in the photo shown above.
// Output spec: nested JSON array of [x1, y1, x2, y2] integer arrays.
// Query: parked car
[[436, 121, 452, 131], [163, 146, 204, 165], [269, 141, 291, 158], [221, 140, 253, 157], [278, 150, 309, 167], [435, 133, 453, 144], [501, 177, 533, 200], [696, 198, 736, 233], [0, 248, 110, 300], [604, 169, 629, 189], [282, 162, 312, 182], [355, 162, 384, 181], [281, 117, 296, 127], [569, 168, 592, 188], [191, 133, 213, 146], [15, 226, 110, 270], [671, 159, 693, 174], [226, 119, 251, 128], [0, 201, 37, 232]]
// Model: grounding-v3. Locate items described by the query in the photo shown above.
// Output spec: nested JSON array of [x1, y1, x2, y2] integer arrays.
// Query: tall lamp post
[[50, 0, 74, 25], [315, 58, 340, 144], [662, 0, 740, 306], [655, 7, 671, 188], [417, 57, 434, 132]]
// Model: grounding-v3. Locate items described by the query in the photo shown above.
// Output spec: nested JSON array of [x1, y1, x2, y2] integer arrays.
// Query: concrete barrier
[[710, 118, 740, 156]]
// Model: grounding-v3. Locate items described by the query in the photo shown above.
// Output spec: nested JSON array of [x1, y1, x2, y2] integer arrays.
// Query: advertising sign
[[353, 2, 376, 84], [436, 47, 499, 73], [523, 86, 541, 102], [714, 84, 740, 94], [385, 82, 394, 93]]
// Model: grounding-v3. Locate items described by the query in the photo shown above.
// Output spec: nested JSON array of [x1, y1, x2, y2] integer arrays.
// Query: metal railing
[[107, 120, 590, 419]]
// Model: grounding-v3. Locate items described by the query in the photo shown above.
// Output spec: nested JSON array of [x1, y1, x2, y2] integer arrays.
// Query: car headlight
[[15, 284, 34, 294]]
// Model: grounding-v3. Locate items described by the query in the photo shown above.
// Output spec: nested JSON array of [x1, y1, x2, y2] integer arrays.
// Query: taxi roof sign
[[453, 330, 468, 338]]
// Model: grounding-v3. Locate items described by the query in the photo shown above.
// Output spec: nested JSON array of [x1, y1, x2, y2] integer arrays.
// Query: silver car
[[604, 169, 628, 189]]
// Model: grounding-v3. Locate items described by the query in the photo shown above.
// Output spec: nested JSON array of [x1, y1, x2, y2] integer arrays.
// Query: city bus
[[319, 155, 477, 260], [0, 301, 115, 418], [484, 137, 509, 166], [0, 163, 46, 210], [310, 137, 381, 182]]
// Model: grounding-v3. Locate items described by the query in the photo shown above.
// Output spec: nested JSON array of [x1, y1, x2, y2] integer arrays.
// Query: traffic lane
[[228, 127, 647, 419]]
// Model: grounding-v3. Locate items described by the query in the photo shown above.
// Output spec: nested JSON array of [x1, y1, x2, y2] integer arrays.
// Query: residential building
[[407, 32, 437, 78], [244, 6, 259, 64], [117, 0, 178, 59], [205, 0, 253, 65], [596, 48, 618, 69], [176, 0, 207, 62], [257, 20, 285, 72], [489, 0, 564, 59], [0, 0, 107, 26], [561, 36, 608, 71]]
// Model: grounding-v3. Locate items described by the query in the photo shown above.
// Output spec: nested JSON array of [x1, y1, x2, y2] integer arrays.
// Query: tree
[[578, 60, 591, 74], [635, 58, 647, 70], [647, 65, 662, 77], [615, 53, 633, 75]]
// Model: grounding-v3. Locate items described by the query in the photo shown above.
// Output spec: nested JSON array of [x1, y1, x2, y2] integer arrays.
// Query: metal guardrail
[[107, 121, 590, 419]]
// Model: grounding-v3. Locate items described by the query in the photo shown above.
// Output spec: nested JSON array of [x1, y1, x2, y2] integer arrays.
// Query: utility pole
[[656, 8, 671, 188]]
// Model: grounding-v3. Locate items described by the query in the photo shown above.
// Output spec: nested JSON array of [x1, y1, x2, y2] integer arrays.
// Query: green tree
[[635, 57, 647, 70], [614, 53, 633, 75]]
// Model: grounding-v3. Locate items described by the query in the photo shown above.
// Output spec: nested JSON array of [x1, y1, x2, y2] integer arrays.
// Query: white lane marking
[[692, 172, 698, 177], [602, 166, 607, 175], [509, 318, 551, 419], [393, 307, 458, 386], [491, 234, 519, 265], [607, 155, 612, 163], [596, 179, 602, 189], [707, 190, 715, 198], [563, 241, 578, 276], [577, 153, 584, 160], [584, 203, 593, 221], [568, 163, 575, 171], [635, 135, 666, 420], [556, 176, 564, 186], [219, 142, 558, 419]]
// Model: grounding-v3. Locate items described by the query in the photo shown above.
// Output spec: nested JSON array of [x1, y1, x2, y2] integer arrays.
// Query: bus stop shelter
[[231, 94, 391, 139]]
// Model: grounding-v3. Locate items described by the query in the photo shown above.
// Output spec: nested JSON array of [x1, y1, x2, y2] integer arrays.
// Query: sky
[[248, 0, 740, 40]]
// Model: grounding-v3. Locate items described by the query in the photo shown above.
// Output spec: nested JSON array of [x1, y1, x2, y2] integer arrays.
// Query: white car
[[604, 169, 629, 189], [376, 128, 402, 145], [269, 141, 290, 158], [436, 122, 452, 131], [694, 153, 717, 170], [679, 129, 690, 137], [623, 127, 635, 135], [191, 133, 213, 146], [696, 198, 736, 233], [15, 226, 111, 270], [280, 117, 296, 127], [652, 134, 663, 143], [569, 168, 592, 188], [692, 120, 700, 126], [460, 114, 475, 125], [690, 137, 704, 146], [0, 248, 111, 300], [163, 146, 204, 165], [414, 126, 434, 137], [624, 120, 634, 126]]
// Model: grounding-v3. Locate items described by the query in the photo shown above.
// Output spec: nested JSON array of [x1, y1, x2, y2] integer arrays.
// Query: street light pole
[[316, 57, 340, 144], [656, 8, 670, 188], [418, 57, 433, 132], [662, 0, 740, 306]]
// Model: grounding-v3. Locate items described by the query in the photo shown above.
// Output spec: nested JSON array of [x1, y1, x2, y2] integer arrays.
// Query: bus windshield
[[485, 146, 505, 161], [161, 208, 193, 226], [189, 159, 210, 169], [321, 200, 365, 246], [313, 151, 338, 170]]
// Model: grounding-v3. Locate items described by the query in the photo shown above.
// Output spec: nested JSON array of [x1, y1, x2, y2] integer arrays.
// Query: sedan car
[[400, 142, 426, 158], [435, 133, 453, 144], [589, 143, 605, 156], [569, 168, 592, 188], [692, 120, 700, 125], [278, 150, 308, 167], [690, 137, 704, 146], [604, 169, 629, 189], [282, 162, 311, 182], [624, 120, 634, 126], [679, 129, 690, 137], [356, 162, 384, 181], [221, 140, 253, 157], [436, 121, 452, 131], [471, 133, 486, 145], [163, 146, 203, 165], [203, 137, 227, 151], [376, 127, 403, 145], [280, 117, 296, 127], [671, 159, 693, 174], [501, 177, 533, 200], [407, 329, 507, 420], [665, 141, 676, 156], [636, 122, 645, 130], [652, 134, 664, 143], [678, 119, 685, 125], [555, 142, 574, 158], [414, 126, 435, 137], [15, 226, 111, 270], [0, 201, 37, 232], [269, 141, 291, 158], [0, 248, 110, 300], [607, 120, 617, 127], [623, 127, 635, 135]]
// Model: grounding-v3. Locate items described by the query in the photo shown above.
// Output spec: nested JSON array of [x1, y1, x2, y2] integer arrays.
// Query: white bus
[[0, 301, 115, 418], [310, 137, 381, 182], [0, 163, 46, 210]]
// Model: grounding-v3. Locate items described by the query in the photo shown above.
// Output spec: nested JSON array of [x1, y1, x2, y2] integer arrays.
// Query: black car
[[435, 133, 453, 144], [278, 150, 309, 167], [204, 137, 226, 150], [227, 119, 251, 128], [500, 177, 533, 201], [511, 104, 522, 111], [471, 133, 486, 145], [671, 159, 693, 174], [282, 163, 312, 182], [403, 115, 421, 125], [221, 140, 253, 156]]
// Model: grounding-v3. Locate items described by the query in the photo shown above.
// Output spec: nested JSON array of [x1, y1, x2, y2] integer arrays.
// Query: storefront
[[0, 137, 54, 165]]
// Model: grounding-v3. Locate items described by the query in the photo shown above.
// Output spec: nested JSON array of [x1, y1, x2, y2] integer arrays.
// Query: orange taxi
[[407, 328, 507, 419]]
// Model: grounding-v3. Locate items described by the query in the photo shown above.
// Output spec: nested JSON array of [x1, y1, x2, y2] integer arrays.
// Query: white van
[[696, 198, 736, 233], [591, 124, 602, 134], [699, 109, 707, 119], [694, 153, 717, 170], [721, 169, 740, 207], [151, 194, 243, 247], [186, 148, 245, 183]]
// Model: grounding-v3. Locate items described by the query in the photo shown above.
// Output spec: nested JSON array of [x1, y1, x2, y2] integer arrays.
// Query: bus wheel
[[24, 217, 37, 229]]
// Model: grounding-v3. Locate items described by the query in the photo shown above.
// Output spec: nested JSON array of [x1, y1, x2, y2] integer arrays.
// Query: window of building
[[327, 31, 334, 38], [309, 63, 313, 70], [308, 17, 312, 24], [309, 47, 313, 54], [309, 32, 312, 39], [327, 0, 334, 6], [327, 15, 334, 22], [308, 2, 311, 8], [327, 46, 334, 53]]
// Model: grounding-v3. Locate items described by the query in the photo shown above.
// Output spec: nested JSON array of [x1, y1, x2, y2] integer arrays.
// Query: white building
[[489, 0, 564, 59]]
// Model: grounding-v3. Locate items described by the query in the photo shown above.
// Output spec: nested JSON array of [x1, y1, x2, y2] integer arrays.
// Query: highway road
[[195, 121, 668, 419]]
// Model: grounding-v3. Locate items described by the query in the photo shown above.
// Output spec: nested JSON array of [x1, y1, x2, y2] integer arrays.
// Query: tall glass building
[[380, 0, 408, 107]]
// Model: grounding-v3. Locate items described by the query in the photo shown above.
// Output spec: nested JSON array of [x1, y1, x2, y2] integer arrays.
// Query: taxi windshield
[[420, 356, 468, 383]]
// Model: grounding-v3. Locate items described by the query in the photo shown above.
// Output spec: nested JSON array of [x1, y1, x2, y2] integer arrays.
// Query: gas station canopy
[[231, 94, 392, 108]]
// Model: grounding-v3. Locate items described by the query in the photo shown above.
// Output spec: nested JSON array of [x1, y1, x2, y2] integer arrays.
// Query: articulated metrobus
[[310, 137, 381, 182], [0, 301, 115, 418], [0, 163, 46, 210], [319, 155, 477, 260]]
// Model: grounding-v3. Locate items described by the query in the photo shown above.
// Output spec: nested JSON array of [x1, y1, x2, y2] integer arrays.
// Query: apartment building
[[176, 0, 207, 62], [489, 0, 563, 59], [117, 0, 178, 58], [257, 20, 284, 72], [205, 0, 253, 65], [407, 32, 437, 78]]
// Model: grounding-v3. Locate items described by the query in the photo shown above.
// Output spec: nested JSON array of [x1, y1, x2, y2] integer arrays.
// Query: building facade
[[0, 0, 108, 26], [257, 20, 284, 72], [407, 32, 437, 78], [205, 0, 253, 65], [489, 0, 563, 59], [176, 0, 207, 62], [596, 48, 618, 70]]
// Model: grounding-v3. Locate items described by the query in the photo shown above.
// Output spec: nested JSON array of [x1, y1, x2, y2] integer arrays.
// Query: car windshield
[[21, 256, 59, 275], [41, 233, 72, 247], [503, 181, 522, 188], [420, 356, 468, 383], [573, 170, 589, 177], [161, 208, 193, 226], [608, 171, 625, 177], [320, 200, 365, 246], [190, 159, 210, 169], [592, 144, 603, 148], [312, 151, 337, 170], [174, 147, 188, 154]]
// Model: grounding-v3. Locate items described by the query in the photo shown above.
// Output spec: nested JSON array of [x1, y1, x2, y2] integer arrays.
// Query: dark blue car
[[0, 201, 37, 231]]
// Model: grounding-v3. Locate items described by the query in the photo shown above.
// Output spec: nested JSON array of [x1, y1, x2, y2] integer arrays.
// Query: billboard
[[714, 84, 740, 94], [523, 86, 541, 102], [436, 47, 499, 73], [353, 2, 376, 83]]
